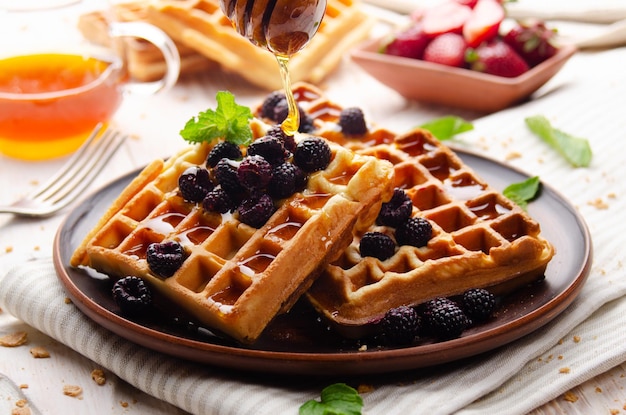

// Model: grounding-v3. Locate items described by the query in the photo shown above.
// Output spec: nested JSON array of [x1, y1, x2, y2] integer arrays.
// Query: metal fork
[[0, 125, 127, 217]]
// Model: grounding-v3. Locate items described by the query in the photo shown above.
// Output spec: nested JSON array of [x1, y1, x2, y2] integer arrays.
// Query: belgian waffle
[[78, 2, 215, 81], [70, 119, 395, 343], [142, 0, 375, 89], [261, 84, 555, 333]]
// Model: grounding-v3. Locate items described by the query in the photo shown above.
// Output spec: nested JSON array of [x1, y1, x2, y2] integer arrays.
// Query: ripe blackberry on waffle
[[71, 112, 395, 344], [256, 83, 555, 336]]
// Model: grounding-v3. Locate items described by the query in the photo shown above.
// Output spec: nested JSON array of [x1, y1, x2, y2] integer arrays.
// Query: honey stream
[[220, 0, 327, 134]]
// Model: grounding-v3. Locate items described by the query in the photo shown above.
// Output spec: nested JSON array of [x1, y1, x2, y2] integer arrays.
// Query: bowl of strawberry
[[350, 0, 577, 112]]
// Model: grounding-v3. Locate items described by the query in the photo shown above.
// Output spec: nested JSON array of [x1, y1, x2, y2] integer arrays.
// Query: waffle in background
[[143, 0, 375, 89], [70, 119, 395, 343], [78, 2, 216, 82], [257, 83, 555, 335]]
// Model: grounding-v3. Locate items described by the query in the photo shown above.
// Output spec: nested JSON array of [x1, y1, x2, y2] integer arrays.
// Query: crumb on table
[[29, 346, 50, 358], [0, 331, 28, 347], [63, 384, 83, 398], [91, 369, 106, 386]]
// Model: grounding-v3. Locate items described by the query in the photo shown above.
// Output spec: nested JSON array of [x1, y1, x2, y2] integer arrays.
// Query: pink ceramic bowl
[[350, 37, 577, 113]]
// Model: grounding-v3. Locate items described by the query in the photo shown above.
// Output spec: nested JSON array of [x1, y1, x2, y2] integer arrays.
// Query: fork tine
[[36, 127, 115, 203], [29, 124, 105, 201], [40, 129, 128, 209]]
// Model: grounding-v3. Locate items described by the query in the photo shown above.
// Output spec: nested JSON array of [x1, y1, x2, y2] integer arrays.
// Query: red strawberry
[[423, 33, 468, 68], [454, 0, 478, 8], [384, 24, 430, 60], [503, 18, 559, 67], [467, 40, 529, 77], [421, 1, 472, 37], [462, 0, 505, 48]]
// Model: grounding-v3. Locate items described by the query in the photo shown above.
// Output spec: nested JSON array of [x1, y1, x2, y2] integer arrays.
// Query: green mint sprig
[[525, 115, 592, 167], [419, 116, 474, 141], [503, 176, 540, 210], [299, 383, 363, 415], [180, 91, 253, 146]]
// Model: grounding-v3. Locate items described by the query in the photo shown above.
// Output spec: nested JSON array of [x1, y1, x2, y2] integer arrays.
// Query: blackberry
[[112, 276, 152, 316], [146, 241, 186, 278], [202, 186, 236, 214], [424, 301, 470, 340], [339, 107, 368, 136], [359, 232, 396, 261], [395, 217, 432, 247], [419, 297, 456, 322], [237, 194, 275, 228], [377, 188, 413, 227], [273, 100, 315, 133], [247, 136, 287, 165], [178, 166, 213, 203], [214, 158, 243, 194], [237, 155, 273, 192], [206, 141, 242, 167], [260, 91, 286, 121], [380, 305, 421, 346], [272, 99, 290, 123], [421, 297, 456, 313], [266, 125, 296, 153], [293, 136, 332, 173], [268, 162, 306, 199], [462, 288, 496, 322], [298, 112, 316, 133]]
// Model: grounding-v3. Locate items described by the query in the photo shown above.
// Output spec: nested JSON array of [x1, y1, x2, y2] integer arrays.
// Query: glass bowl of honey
[[0, 0, 180, 161]]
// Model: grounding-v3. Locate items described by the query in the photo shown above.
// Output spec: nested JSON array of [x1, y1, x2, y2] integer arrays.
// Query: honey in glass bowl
[[0, 0, 180, 161], [0, 53, 125, 160]]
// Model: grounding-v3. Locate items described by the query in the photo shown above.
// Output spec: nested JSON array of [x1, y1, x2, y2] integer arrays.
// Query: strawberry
[[462, 0, 505, 48], [384, 24, 430, 60], [454, 0, 478, 8], [421, 1, 472, 37], [423, 33, 468, 68], [503, 19, 559, 67], [467, 40, 529, 77]]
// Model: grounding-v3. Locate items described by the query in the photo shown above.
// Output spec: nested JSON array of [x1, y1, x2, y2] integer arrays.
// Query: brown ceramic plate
[[351, 38, 577, 113], [53, 149, 591, 376]]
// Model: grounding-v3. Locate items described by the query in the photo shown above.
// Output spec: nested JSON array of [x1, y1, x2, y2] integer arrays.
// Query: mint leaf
[[503, 176, 540, 210], [419, 116, 473, 140], [299, 384, 363, 415], [525, 115, 592, 167], [180, 91, 253, 146]]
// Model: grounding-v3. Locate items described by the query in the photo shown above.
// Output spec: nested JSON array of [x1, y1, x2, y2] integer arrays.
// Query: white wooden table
[[1, 28, 625, 415]]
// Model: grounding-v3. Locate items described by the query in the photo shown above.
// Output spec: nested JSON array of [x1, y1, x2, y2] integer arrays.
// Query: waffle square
[[71, 120, 395, 343], [142, 0, 375, 89], [261, 84, 556, 332]]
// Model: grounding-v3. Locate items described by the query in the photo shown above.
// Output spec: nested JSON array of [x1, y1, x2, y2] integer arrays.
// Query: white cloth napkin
[[1, 48, 626, 415]]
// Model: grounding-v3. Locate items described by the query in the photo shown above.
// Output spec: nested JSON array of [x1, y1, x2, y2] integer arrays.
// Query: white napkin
[[2, 48, 626, 415]]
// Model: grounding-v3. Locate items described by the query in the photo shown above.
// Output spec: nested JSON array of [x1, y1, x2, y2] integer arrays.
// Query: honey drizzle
[[276, 55, 299, 136]]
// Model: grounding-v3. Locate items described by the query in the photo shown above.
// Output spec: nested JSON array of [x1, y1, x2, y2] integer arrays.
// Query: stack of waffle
[[70, 119, 395, 343], [72, 84, 554, 343], [79, 0, 374, 88]]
